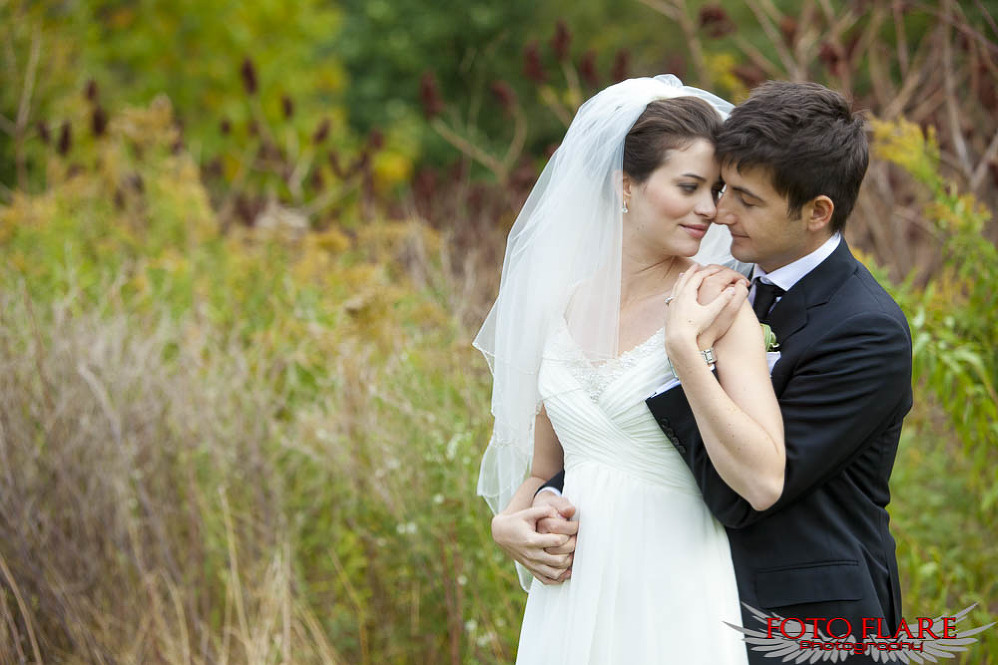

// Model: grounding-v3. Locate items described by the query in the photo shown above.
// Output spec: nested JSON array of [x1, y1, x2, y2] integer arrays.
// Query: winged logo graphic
[[724, 603, 995, 663]]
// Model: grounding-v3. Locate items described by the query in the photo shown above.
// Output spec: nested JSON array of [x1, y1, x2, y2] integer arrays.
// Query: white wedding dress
[[515, 321, 748, 665]]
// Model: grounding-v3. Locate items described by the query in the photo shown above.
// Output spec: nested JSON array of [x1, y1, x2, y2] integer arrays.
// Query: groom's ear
[[804, 195, 834, 233]]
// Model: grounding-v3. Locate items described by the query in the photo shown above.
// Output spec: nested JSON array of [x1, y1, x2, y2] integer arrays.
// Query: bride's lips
[[681, 224, 709, 239]]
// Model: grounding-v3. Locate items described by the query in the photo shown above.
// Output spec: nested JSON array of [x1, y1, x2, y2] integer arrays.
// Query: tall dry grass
[[0, 287, 351, 663]]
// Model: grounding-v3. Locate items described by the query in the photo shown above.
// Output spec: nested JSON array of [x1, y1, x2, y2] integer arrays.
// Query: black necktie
[[752, 279, 785, 323]]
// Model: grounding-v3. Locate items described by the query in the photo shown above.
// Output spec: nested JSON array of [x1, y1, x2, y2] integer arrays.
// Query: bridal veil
[[474, 75, 738, 523]]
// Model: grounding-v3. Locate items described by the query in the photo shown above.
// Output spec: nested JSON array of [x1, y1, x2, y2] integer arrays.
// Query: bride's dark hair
[[623, 97, 722, 183]]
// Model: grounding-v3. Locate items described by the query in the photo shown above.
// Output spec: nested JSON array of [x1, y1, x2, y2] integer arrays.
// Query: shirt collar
[[752, 233, 842, 292]]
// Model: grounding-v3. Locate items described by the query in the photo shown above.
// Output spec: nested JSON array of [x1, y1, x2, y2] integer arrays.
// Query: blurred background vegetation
[[1, 0, 996, 662]]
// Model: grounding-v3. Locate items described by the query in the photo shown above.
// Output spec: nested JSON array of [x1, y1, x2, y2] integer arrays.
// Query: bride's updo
[[623, 97, 723, 183]]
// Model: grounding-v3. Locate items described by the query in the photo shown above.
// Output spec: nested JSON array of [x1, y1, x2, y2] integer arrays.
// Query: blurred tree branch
[[431, 104, 526, 186], [637, 0, 712, 86]]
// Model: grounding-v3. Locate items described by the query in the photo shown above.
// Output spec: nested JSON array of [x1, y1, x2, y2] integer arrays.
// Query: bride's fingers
[[529, 549, 573, 569], [672, 266, 711, 304], [530, 532, 570, 550], [531, 561, 572, 584], [537, 516, 579, 536], [696, 265, 722, 279], [668, 268, 696, 304], [673, 263, 701, 292], [545, 535, 577, 555], [534, 573, 565, 586]]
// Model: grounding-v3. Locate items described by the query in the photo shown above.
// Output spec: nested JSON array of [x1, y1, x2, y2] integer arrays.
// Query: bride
[[475, 76, 784, 664]]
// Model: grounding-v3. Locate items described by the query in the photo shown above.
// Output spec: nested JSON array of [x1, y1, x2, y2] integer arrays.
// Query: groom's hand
[[491, 505, 576, 585], [697, 265, 749, 349], [533, 491, 578, 558]]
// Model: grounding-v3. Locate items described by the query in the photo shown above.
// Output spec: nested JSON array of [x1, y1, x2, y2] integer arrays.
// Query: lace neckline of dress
[[556, 320, 665, 402]]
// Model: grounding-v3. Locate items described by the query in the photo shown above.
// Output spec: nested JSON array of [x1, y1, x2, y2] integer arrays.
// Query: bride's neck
[[619, 255, 682, 307]]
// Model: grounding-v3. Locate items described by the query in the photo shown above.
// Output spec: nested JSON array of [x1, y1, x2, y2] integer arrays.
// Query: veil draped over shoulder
[[474, 75, 740, 519]]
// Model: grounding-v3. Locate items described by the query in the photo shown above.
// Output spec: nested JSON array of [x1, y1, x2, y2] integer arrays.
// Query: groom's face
[[715, 164, 810, 273]]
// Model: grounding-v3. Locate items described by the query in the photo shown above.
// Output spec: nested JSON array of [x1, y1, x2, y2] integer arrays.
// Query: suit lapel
[[764, 240, 859, 345], [767, 288, 807, 342]]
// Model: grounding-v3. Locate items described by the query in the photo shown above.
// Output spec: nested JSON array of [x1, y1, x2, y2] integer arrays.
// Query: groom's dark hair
[[623, 97, 722, 183], [716, 81, 868, 233]]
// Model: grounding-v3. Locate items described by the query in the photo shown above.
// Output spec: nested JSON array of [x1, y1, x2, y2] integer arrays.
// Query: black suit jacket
[[545, 241, 912, 662], [650, 241, 911, 658]]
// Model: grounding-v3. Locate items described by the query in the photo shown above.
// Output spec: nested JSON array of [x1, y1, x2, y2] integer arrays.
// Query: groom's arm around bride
[[650, 82, 913, 653], [499, 81, 913, 660]]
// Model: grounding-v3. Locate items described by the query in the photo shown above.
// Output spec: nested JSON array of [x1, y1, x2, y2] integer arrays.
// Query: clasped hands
[[666, 263, 750, 354], [491, 264, 748, 585], [491, 491, 578, 586]]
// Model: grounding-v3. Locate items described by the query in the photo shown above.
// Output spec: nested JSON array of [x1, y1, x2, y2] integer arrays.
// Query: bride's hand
[[491, 506, 575, 585], [696, 266, 750, 349], [664, 264, 742, 354]]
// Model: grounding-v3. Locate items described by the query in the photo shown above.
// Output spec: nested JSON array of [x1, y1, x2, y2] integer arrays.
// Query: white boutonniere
[[762, 324, 781, 374], [761, 324, 780, 352]]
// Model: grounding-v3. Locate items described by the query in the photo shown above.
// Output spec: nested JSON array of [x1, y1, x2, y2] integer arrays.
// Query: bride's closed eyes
[[675, 179, 724, 204], [675, 173, 717, 195]]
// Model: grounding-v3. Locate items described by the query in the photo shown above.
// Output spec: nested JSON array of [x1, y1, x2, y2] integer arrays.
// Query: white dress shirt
[[749, 233, 842, 307]]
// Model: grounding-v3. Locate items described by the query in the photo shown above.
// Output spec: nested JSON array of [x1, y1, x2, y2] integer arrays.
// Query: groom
[[493, 81, 912, 661]]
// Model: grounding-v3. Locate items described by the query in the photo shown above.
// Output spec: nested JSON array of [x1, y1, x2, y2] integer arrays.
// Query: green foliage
[[0, 2, 92, 190], [79, 0, 346, 155], [891, 425, 998, 661], [1, 0, 361, 202], [862, 118, 998, 660], [871, 117, 998, 509], [1, 3, 996, 663], [337, 0, 540, 167]]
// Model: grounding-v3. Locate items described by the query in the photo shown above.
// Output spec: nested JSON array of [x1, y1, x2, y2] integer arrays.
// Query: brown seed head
[[733, 64, 766, 88], [419, 71, 444, 119], [91, 106, 108, 137], [57, 121, 72, 156], [241, 57, 258, 95], [611, 49, 630, 83], [819, 42, 844, 76], [490, 81, 517, 116], [523, 41, 546, 84], [310, 168, 324, 192], [698, 5, 735, 39], [579, 50, 599, 88], [550, 21, 572, 62], [779, 16, 797, 46], [312, 117, 331, 144]]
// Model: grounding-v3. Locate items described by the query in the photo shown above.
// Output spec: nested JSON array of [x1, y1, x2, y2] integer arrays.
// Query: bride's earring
[[622, 200, 628, 214]]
